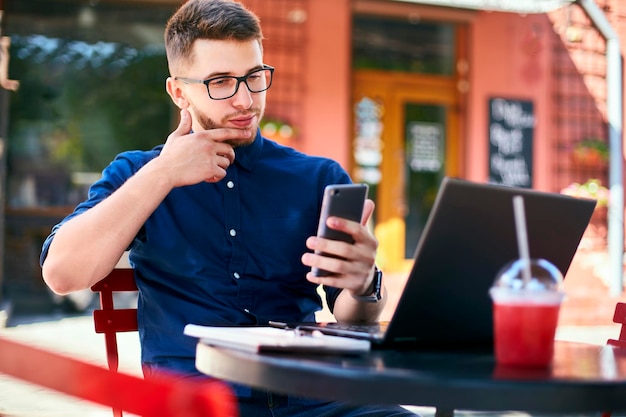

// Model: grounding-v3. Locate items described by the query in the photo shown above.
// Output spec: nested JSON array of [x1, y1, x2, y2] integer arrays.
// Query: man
[[41, 1, 415, 415]]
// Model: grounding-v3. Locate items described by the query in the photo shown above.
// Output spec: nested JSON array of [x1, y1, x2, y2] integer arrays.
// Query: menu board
[[488, 98, 534, 188]]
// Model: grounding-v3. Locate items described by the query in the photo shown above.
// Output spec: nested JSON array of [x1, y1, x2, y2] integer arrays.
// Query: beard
[[191, 103, 262, 148]]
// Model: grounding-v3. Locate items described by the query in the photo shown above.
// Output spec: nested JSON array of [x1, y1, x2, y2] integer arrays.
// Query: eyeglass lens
[[208, 68, 272, 100]]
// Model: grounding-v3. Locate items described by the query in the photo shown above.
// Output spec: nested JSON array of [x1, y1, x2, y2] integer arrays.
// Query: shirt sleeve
[[39, 148, 158, 266], [324, 286, 342, 313]]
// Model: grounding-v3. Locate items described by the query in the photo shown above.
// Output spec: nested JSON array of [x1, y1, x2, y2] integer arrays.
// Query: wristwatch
[[352, 267, 383, 303]]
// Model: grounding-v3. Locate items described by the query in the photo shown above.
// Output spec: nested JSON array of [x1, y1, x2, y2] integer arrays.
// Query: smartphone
[[312, 183, 369, 277]]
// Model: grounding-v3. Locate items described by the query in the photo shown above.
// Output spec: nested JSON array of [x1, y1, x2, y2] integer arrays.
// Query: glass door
[[403, 103, 447, 258], [351, 14, 464, 271], [352, 72, 459, 271]]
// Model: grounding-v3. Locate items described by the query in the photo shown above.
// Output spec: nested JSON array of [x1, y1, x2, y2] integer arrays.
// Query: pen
[[268, 321, 323, 337], [268, 321, 291, 330]]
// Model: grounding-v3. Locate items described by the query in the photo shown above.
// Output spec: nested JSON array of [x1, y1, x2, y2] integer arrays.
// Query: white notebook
[[184, 324, 371, 355]]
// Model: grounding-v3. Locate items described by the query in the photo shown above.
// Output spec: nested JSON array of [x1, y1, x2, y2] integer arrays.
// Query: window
[[5, 0, 175, 208], [352, 15, 456, 75]]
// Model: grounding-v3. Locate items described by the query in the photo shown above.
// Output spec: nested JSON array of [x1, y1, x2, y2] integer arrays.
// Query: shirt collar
[[233, 128, 263, 171]]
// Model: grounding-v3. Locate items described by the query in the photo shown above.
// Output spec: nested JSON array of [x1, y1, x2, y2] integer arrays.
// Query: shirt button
[[227, 181, 234, 189], [233, 272, 240, 279], [244, 308, 250, 313], [229, 229, 237, 237]]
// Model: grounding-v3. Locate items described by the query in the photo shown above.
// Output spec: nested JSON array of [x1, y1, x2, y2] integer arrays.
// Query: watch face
[[373, 268, 383, 300]]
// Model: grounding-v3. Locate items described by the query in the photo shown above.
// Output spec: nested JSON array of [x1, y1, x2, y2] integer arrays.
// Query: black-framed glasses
[[175, 65, 274, 100]]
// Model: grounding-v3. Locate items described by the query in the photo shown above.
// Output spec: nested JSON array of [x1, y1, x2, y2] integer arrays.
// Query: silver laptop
[[292, 177, 596, 350]]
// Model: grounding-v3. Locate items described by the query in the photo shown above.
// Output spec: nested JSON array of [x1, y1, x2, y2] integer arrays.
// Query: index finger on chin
[[204, 128, 252, 142]]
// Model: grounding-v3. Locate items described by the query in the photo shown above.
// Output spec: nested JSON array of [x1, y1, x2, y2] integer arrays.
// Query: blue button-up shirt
[[41, 131, 350, 378]]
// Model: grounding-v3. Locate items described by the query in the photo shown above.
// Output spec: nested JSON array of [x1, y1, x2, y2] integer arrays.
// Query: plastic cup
[[489, 258, 565, 367]]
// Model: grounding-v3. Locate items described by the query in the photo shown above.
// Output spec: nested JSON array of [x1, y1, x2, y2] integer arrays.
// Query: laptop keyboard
[[324, 322, 388, 334]]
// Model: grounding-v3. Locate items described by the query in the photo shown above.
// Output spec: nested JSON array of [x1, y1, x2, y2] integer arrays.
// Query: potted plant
[[561, 179, 609, 249], [571, 138, 609, 168], [260, 118, 295, 146], [560, 178, 609, 208]]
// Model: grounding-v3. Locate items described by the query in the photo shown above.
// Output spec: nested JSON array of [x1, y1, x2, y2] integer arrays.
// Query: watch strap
[[352, 267, 383, 303]]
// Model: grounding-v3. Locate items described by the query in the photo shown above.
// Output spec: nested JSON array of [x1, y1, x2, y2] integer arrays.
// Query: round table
[[195, 340, 626, 413]]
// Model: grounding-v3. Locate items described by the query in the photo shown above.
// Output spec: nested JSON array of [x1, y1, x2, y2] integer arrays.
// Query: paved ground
[[0, 249, 624, 417], [0, 316, 142, 417]]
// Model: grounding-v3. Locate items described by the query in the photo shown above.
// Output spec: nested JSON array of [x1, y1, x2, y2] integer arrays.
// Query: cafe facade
[[0, 0, 622, 314]]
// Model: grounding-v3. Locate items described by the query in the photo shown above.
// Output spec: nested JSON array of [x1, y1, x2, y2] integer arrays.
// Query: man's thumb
[[176, 109, 192, 134]]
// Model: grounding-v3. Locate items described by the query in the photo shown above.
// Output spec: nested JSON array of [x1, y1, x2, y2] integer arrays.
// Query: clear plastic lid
[[490, 258, 565, 304]]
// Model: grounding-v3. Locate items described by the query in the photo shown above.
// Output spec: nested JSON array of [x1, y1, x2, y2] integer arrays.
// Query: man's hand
[[302, 199, 378, 297], [158, 109, 247, 186]]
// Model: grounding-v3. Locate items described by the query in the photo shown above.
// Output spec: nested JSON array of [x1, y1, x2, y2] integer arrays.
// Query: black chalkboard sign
[[488, 98, 534, 188]]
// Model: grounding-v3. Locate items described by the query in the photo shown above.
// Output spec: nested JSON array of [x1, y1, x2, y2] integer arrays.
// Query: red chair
[[607, 302, 626, 349], [90, 257, 238, 417], [602, 302, 626, 417], [0, 334, 237, 417]]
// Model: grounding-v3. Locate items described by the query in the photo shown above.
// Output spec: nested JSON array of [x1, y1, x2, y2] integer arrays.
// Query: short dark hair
[[165, 0, 263, 74]]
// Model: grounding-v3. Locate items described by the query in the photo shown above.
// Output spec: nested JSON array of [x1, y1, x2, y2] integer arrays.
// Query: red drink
[[493, 301, 561, 367]]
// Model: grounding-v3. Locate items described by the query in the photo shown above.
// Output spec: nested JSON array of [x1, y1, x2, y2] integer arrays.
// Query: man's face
[[171, 39, 266, 147]]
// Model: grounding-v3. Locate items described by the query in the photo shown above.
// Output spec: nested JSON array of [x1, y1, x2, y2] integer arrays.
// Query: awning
[[392, 0, 574, 13]]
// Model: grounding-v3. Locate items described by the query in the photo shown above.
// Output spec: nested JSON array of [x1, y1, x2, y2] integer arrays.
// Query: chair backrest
[[91, 267, 138, 373], [0, 334, 237, 417], [91, 256, 139, 417], [603, 302, 626, 417], [607, 302, 626, 349]]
